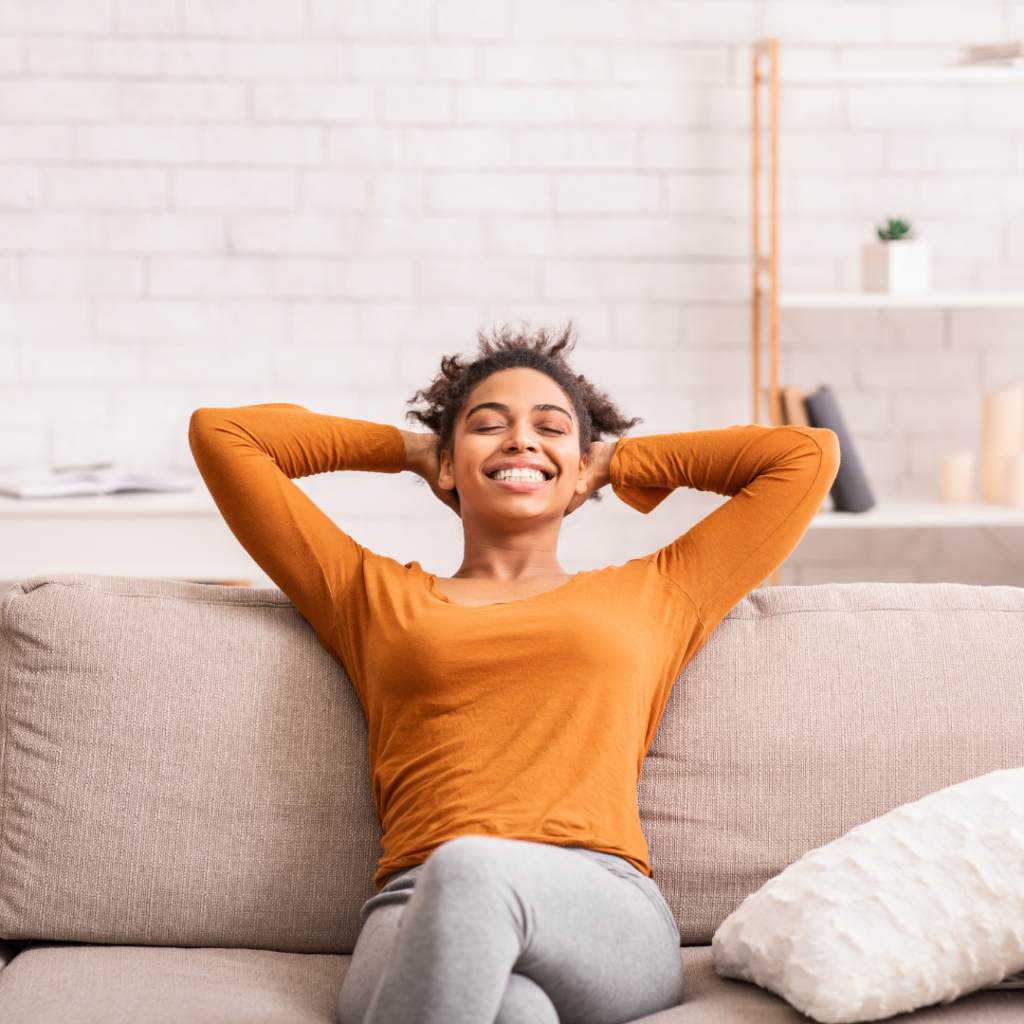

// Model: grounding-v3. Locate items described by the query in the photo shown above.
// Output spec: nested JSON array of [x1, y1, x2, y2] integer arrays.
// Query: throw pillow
[[712, 767, 1024, 1023]]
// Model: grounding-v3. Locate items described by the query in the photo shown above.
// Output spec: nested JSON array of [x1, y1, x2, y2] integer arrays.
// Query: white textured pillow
[[712, 767, 1024, 1023]]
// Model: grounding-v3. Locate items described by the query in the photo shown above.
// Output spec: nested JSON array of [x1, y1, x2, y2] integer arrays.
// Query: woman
[[190, 326, 839, 1024]]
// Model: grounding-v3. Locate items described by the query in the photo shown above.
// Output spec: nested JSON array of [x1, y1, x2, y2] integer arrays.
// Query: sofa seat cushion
[[0, 944, 348, 1024], [633, 949, 1024, 1024], [0, 943, 1018, 1024]]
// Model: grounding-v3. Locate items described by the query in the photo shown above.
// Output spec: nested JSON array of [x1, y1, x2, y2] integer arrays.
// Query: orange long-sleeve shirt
[[189, 406, 838, 887]]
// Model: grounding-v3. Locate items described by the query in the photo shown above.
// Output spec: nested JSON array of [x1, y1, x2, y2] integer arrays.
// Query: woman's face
[[438, 367, 588, 526]]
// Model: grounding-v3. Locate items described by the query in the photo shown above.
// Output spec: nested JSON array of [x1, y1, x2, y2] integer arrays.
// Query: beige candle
[[939, 449, 974, 504], [1007, 454, 1024, 509], [982, 383, 1024, 503]]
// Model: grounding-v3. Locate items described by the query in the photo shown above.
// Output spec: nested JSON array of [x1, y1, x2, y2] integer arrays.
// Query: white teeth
[[492, 468, 546, 482]]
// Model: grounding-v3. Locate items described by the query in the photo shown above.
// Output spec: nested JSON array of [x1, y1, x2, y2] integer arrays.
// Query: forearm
[[191, 405, 406, 483], [610, 425, 837, 513]]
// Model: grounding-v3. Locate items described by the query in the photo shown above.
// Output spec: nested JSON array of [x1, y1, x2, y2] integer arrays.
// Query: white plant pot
[[862, 239, 932, 293]]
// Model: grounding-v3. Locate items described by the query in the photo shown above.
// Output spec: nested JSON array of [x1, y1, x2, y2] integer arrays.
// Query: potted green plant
[[862, 218, 932, 294]]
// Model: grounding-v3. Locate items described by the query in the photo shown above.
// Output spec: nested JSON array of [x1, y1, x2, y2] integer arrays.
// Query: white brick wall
[[1, 0, 1023, 580]]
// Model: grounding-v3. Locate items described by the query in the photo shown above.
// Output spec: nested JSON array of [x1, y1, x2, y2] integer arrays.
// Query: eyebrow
[[465, 402, 574, 420]]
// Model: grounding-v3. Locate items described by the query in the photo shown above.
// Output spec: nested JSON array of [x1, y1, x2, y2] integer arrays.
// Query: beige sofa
[[0, 574, 1021, 1024]]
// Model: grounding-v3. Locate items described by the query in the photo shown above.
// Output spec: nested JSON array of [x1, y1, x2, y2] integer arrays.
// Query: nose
[[503, 420, 539, 453]]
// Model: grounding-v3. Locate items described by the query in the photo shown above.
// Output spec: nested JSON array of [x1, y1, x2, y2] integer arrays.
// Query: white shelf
[[778, 291, 1024, 310], [781, 67, 1024, 85], [809, 500, 1024, 531]]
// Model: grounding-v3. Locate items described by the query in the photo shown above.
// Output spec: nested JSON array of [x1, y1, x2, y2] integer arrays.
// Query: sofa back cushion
[[639, 582, 1024, 944], [0, 575, 378, 954], [3, 577, 1023, 953]]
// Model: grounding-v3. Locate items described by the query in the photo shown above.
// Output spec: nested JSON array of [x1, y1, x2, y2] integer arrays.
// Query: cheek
[[552, 447, 585, 486], [450, 436, 487, 482]]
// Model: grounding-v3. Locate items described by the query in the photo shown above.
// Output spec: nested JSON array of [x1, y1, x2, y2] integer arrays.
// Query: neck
[[453, 514, 568, 581]]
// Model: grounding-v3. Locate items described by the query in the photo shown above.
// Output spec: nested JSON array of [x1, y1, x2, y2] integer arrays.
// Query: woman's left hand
[[563, 440, 616, 516]]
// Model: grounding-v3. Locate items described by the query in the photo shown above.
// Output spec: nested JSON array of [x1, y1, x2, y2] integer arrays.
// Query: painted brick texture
[[0, 0, 1023, 580]]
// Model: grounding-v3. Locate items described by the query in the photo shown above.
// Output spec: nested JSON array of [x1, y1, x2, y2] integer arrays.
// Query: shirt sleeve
[[610, 425, 840, 640], [189, 404, 406, 646]]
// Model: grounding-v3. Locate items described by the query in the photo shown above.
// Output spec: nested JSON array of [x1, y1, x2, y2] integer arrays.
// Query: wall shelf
[[782, 66, 1024, 85], [676, 492, 1024, 533], [750, 45, 1024, 579], [778, 291, 1024, 310], [809, 501, 1024, 531]]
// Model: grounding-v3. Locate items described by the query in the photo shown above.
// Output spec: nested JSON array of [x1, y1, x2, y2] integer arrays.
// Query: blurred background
[[1, 0, 1023, 588]]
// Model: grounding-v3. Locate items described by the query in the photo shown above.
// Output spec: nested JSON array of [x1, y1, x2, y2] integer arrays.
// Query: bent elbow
[[782, 425, 840, 491], [813, 427, 841, 480], [188, 407, 230, 463], [188, 408, 210, 449], [800, 426, 840, 495]]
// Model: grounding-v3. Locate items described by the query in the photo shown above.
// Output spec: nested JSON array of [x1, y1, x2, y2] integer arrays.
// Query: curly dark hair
[[407, 324, 640, 459]]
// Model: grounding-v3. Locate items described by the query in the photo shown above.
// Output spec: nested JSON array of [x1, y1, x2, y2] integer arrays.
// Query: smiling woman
[[188, 324, 840, 1024]]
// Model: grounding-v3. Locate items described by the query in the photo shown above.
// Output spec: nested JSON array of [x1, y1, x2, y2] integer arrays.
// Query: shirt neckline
[[424, 571, 586, 608]]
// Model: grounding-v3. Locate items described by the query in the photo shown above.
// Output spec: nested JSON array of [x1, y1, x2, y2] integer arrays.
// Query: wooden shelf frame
[[751, 39, 780, 426]]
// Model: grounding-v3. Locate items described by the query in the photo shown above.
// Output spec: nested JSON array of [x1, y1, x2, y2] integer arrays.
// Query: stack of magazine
[[0, 465, 190, 500], [774, 386, 875, 514], [961, 41, 1023, 66]]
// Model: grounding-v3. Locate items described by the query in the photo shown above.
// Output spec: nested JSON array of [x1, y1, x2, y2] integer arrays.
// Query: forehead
[[463, 367, 574, 416]]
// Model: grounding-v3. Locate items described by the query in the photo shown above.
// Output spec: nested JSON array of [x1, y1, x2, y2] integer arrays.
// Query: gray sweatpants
[[337, 835, 684, 1024]]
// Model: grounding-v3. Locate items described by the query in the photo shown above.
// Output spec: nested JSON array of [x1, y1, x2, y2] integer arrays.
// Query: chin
[[471, 495, 567, 523]]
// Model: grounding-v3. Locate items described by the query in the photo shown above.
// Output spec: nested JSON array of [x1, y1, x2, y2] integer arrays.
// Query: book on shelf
[[777, 386, 876, 514], [782, 387, 811, 428], [0, 464, 191, 500]]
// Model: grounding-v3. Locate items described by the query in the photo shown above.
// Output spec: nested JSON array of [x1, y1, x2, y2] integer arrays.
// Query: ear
[[574, 451, 589, 495], [438, 447, 456, 492]]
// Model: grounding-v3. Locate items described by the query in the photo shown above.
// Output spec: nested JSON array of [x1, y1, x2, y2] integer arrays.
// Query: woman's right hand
[[400, 430, 461, 517]]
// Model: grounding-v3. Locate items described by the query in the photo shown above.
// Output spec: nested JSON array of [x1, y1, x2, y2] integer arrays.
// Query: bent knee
[[423, 831, 499, 872], [422, 835, 507, 885]]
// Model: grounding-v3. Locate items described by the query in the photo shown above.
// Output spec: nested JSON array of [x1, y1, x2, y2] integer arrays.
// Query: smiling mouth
[[490, 468, 550, 483]]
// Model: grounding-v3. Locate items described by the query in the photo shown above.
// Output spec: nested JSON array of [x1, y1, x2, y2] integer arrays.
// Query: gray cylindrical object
[[803, 387, 875, 513]]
